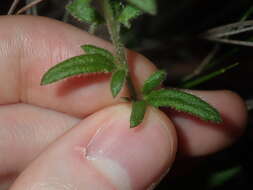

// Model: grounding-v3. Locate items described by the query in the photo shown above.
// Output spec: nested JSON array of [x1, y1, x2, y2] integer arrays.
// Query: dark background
[[1, 0, 253, 189]]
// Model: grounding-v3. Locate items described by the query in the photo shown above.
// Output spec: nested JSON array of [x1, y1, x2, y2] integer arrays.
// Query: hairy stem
[[63, 0, 70, 22], [88, 23, 97, 35], [103, 0, 137, 100], [103, 0, 125, 64]]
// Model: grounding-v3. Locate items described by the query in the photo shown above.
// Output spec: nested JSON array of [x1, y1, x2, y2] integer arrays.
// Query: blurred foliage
[[1, 0, 253, 189]]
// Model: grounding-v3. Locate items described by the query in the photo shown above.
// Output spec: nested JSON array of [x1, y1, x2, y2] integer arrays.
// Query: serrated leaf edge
[[144, 89, 222, 123]]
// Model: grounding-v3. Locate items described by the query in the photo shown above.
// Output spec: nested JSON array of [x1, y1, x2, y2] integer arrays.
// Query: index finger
[[0, 15, 156, 117]]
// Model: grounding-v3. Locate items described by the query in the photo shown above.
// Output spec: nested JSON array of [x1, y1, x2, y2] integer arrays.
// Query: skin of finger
[[0, 15, 156, 117], [164, 90, 248, 157], [0, 90, 246, 186], [9, 104, 177, 190], [0, 103, 79, 178]]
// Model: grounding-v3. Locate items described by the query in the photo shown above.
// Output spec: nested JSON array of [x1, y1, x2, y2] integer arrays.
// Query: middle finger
[[0, 103, 79, 177]]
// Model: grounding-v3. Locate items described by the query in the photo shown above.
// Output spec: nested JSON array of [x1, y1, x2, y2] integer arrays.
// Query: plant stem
[[103, 0, 137, 100], [88, 23, 97, 35], [182, 45, 220, 82], [126, 75, 137, 100], [63, 0, 70, 22], [180, 63, 239, 89], [8, 0, 20, 15], [63, 10, 69, 23], [16, 0, 44, 15]]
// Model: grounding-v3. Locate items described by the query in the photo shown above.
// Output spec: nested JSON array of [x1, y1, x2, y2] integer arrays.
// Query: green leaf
[[81, 44, 114, 62], [142, 70, 167, 95], [181, 63, 239, 89], [110, 69, 127, 98], [41, 54, 115, 85], [118, 5, 142, 28], [240, 6, 253, 22], [130, 100, 147, 128], [207, 166, 241, 188], [126, 0, 157, 15], [145, 89, 222, 123], [66, 0, 103, 24]]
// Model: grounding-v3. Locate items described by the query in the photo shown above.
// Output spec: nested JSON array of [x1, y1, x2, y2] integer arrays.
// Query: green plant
[[41, 0, 222, 128]]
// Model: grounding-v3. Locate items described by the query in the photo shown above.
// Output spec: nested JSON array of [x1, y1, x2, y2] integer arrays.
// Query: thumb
[[9, 104, 177, 190]]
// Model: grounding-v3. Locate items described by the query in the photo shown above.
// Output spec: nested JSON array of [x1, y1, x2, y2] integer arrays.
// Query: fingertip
[[220, 90, 248, 133], [165, 90, 247, 157]]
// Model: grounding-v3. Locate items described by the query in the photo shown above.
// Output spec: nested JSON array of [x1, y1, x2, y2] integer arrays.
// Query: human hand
[[0, 16, 247, 190]]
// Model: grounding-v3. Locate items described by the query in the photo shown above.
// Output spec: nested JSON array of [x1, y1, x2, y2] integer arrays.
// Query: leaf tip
[[112, 91, 118, 98], [130, 100, 147, 128], [202, 109, 223, 124], [130, 121, 139, 128], [40, 81, 46, 86], [40, 76, 49, 86], [40, 72, 53, 86], [207, 107, 223, 124], [111, 84, 120, 98], [213, 115, 223, 124]]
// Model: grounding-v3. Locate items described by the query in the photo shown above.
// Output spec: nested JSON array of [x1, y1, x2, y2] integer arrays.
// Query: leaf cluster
[[41, 0, 222, 128], [130, 71, 222, 127], [66, 0, 156, 28], [41, 52, 222, 127]]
